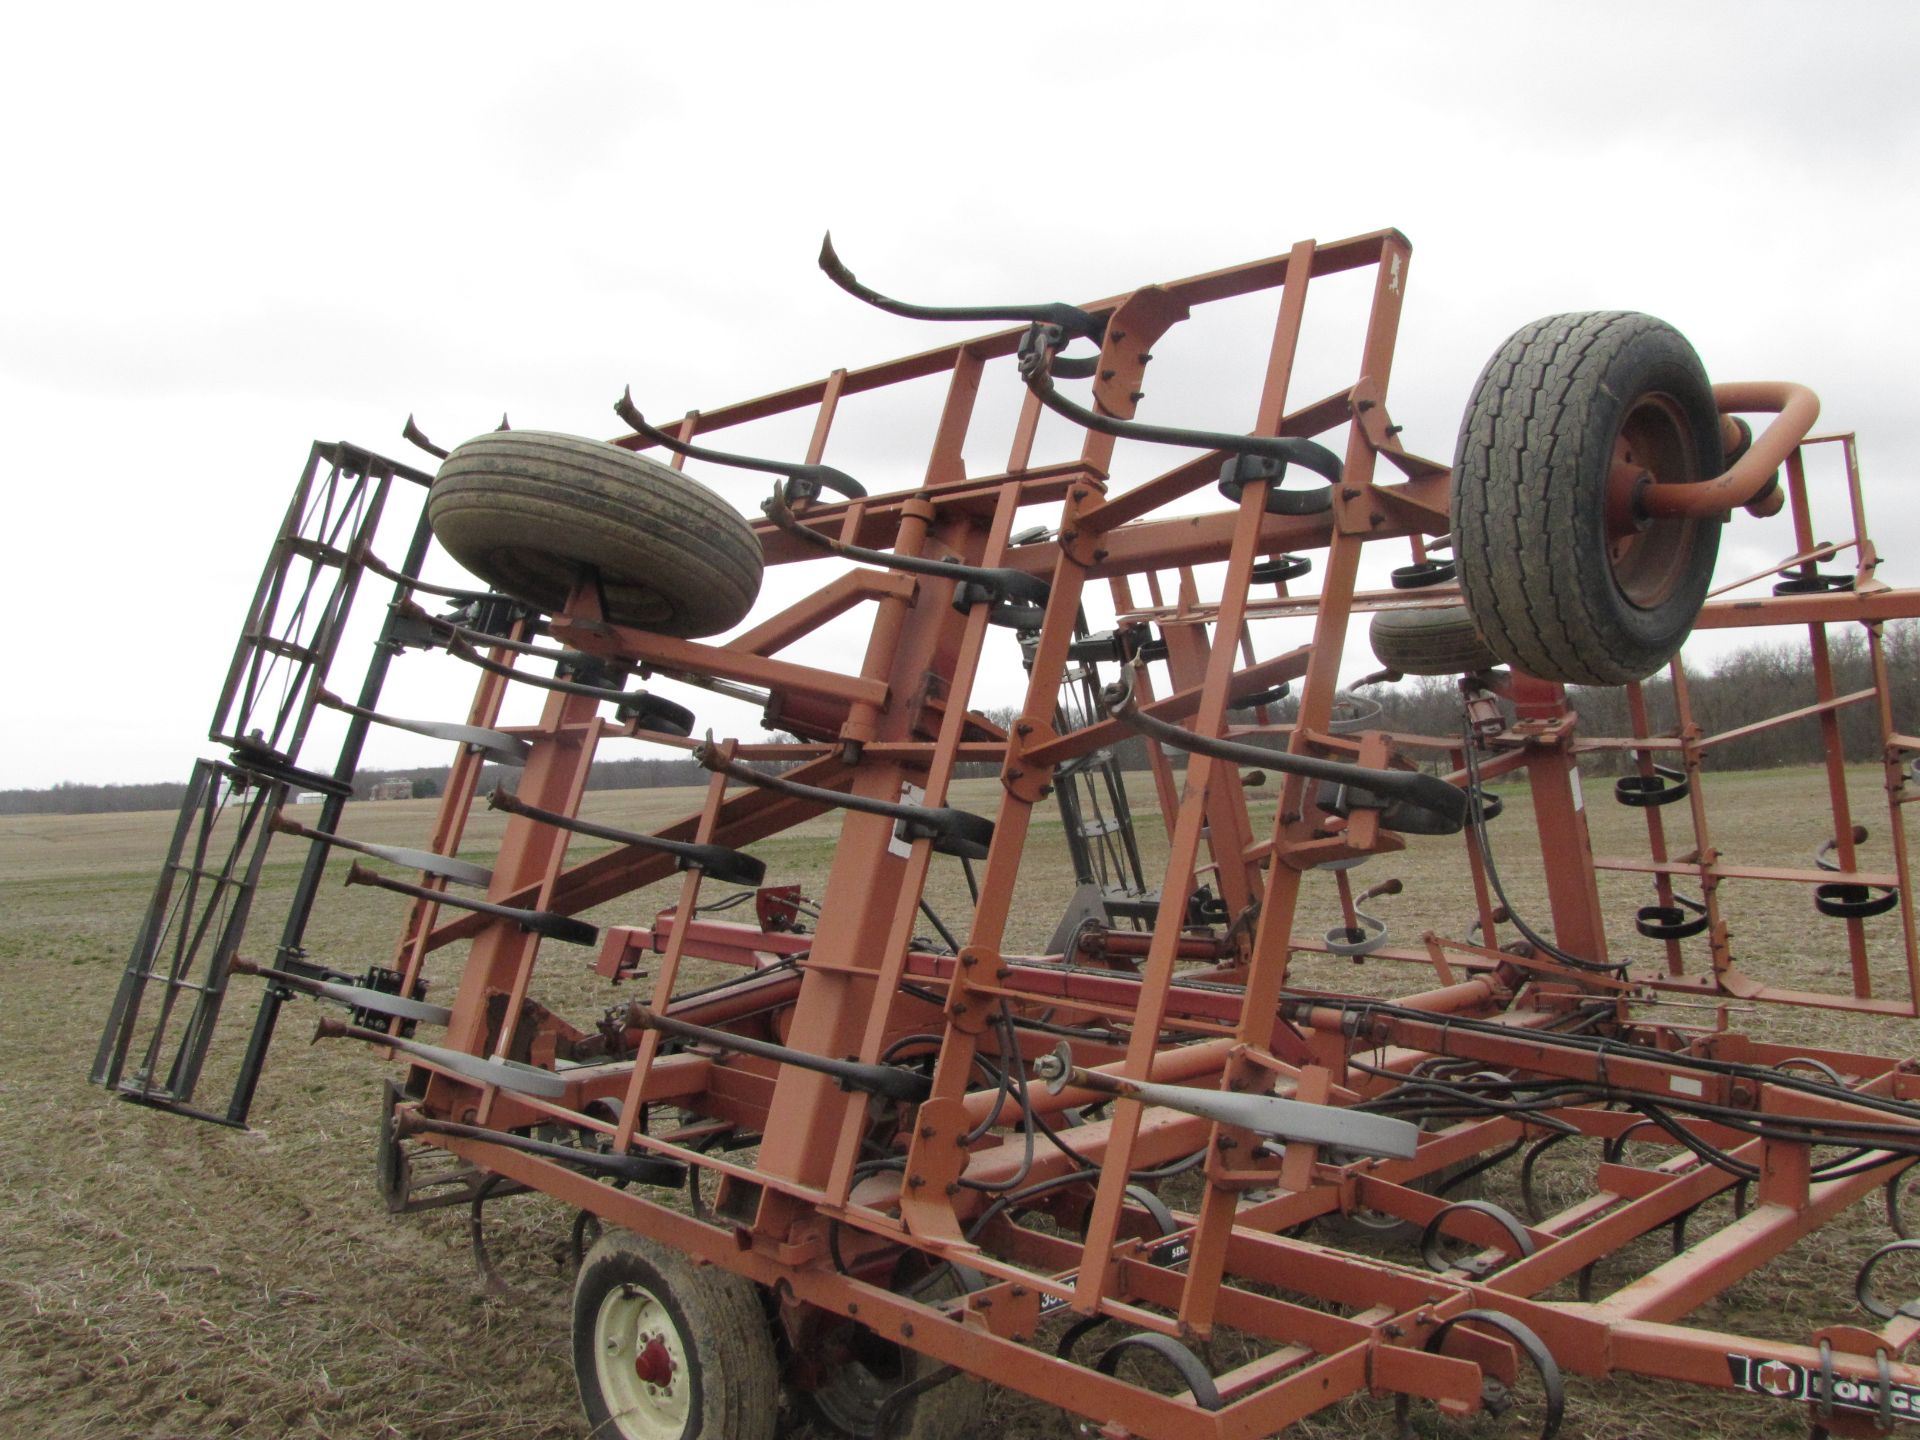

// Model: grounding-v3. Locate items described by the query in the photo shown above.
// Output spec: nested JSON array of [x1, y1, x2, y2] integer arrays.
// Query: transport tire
[[429, 430, 762, 637], [1367, 605, 1499, 676], [1451, 312, 1724, 684], [800, 1267, 986, 1440], [573, 1229, 779, 1440]]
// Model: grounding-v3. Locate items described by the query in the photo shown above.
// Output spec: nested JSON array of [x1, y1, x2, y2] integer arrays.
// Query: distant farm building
[[368, 779, 413, 801]]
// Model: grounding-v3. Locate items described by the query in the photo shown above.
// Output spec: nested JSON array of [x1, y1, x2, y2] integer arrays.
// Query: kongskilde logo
[[1727, 1352, 1920, 1425]]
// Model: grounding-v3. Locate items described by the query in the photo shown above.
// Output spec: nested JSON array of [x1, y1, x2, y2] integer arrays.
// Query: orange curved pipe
[[1638, 381, 1820, 520]]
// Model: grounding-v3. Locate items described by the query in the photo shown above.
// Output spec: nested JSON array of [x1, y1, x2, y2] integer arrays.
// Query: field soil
[[2, 766, 1916, 1439]]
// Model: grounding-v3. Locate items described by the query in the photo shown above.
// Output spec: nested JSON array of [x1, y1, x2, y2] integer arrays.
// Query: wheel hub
[[634, 1334, 676, 1388], [593, 1282, 692, 1439]]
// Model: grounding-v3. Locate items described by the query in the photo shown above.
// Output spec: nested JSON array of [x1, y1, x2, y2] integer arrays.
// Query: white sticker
[[1670, 1075, 1705, 1097], [1569, 768, 1584, 812], [887, 783, 925, 859]]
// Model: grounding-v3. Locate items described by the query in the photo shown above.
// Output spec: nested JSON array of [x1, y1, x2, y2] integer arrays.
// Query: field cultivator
[[94, 228, 1920, 1438]]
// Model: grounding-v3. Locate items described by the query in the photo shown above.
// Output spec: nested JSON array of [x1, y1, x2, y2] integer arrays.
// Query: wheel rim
[[1605, 392, 1703, 609], [593, 1280, 693, 1440]]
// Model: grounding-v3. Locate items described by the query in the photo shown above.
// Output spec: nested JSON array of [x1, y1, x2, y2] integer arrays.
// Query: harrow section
[[96, 230, 1920, 1439]]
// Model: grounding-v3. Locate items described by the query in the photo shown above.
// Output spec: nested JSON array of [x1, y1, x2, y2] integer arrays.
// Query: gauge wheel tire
[[573, 1229, 779, 1440], [1451, 312, 1724, 685], [1368, 605, 1499, 676], [429, 430, 763, 637], [799, 1267, 986, 1440]]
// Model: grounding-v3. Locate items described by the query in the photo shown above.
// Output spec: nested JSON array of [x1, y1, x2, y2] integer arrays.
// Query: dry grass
[[1, 763, 1914, 1438]]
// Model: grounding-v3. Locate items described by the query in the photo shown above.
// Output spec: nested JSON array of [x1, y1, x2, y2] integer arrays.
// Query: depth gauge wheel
[[429, 430, 763, 637], [1451, 312, 1724, 684], [573, 1230, 779, 1440], [1368, 605, 1499, 676]]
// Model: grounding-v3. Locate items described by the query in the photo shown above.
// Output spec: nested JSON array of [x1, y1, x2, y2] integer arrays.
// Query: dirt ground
[[3, 765, 1916, 1439]]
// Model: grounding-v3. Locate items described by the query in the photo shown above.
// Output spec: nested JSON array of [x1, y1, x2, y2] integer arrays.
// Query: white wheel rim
[[593, 1280, 693, 1440]]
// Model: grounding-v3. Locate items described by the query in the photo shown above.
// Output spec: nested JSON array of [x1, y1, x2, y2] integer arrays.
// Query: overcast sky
[[4, 2, 1916, 790]]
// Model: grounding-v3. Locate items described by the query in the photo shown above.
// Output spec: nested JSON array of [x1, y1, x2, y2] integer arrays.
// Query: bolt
[[1061, 530, 1078, 545], [849, 1302, 859, 1315], [901, 1322, 916, 1338], [1341, 487, 1360, 501], [996, 966, 1011, 980], [961, 952, 977, 967], [1370, 512, 1385, 527], [1138, 351, 1152, 363], [1015, 721, 1033, 736], [1357, 398, 1376, 412], [1130, 390, 1146, 403], [920, 1124, 937, 1139], [908, 1174, 927, 1189], [1094, 549, 1109, 562], [945, 1181, 961, 1196], [1100, 370, 1116, 381], [1009, 768, 1024, 781]]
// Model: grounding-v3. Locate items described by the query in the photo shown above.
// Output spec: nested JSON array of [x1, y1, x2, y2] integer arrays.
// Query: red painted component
[[123, 233, 1920, 1438]]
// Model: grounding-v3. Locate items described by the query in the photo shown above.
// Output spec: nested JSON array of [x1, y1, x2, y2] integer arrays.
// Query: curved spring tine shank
[[1017, 323, 1344, 496], [1031, 1042, 1419, 1158], [401, 413, 449, 460], [763, 482, 1049, 623], [817, 232, 1107, 379], [627, 1006, 932, 1103], [614, 388, 866, 502], [313, 1016, 570, 1098], [271, 810, 496, 888], [402, 606, 694, 737], [488, 786, 766, 888], [393, 1110, 686, 1187], [344, 861, 599, 946], [316, 685, 531, 768], [229, 956, 454, 1027], [692, 742, 994, 860], [1100, 677, 1468, 834]]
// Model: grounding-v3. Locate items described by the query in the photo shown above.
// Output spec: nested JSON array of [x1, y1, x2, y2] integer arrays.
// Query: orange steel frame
[[279, 231, 1920, 1435]]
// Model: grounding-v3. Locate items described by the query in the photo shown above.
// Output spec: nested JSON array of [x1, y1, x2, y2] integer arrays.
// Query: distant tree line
[[5, 624, 1912, 816]]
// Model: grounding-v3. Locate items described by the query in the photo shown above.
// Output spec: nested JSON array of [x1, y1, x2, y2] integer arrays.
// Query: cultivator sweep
[[96, 229, 1920, 1438]]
